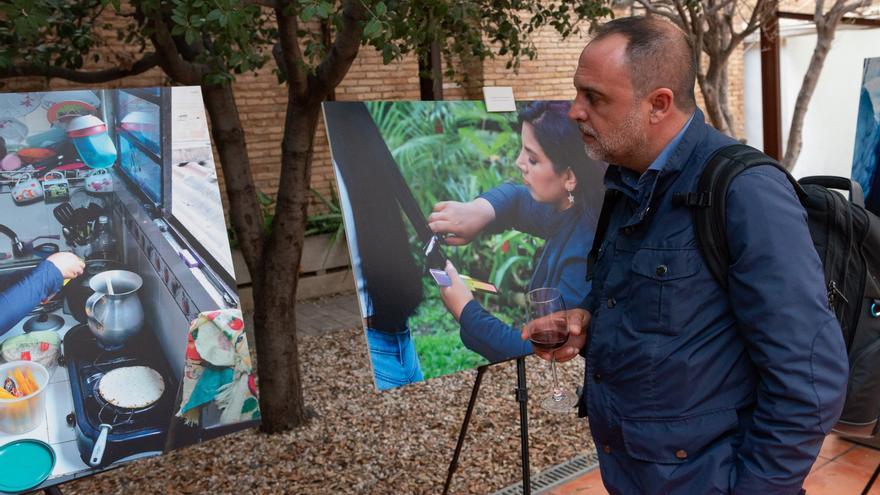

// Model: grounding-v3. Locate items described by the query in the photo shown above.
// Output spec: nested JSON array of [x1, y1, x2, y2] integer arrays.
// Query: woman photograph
[[324, 100, 606, 391], [429, 101, 606, 363]]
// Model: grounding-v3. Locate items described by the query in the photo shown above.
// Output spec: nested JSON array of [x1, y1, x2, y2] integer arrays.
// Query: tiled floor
[[546, 434, 880, 495]]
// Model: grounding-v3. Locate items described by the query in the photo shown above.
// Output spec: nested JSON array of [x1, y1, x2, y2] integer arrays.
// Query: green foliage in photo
[[367, 101, 543, 378]]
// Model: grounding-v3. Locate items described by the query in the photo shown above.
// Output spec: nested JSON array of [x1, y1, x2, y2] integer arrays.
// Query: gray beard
[[579, 110, 646, 165]]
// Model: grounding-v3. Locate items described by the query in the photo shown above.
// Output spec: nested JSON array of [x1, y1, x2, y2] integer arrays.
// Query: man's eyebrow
[[574, 81, 604, 98]]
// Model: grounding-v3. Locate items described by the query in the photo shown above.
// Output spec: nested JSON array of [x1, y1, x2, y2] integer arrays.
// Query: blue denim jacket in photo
[[457, 184, 596, 362]]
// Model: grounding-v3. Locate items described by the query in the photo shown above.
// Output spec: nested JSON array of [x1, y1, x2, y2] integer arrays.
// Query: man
[[529, 16, 849, 494]]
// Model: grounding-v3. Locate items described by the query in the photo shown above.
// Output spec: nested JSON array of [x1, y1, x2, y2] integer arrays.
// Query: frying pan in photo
[[88, 365, 165, 467]]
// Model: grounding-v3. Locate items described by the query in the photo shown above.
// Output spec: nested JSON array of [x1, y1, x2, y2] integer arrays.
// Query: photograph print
[[323, 100, 606, 391], [0, 87, 259, 492]]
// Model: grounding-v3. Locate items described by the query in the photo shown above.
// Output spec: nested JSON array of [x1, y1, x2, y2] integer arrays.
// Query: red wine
[[530, 328, 568, 351]]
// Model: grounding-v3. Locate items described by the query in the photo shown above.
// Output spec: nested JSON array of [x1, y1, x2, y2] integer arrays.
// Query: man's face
[[568, 34, 649, 168]]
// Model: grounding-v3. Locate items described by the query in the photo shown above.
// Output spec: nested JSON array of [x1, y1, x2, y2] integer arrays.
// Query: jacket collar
[[603, 108, 708, 199]]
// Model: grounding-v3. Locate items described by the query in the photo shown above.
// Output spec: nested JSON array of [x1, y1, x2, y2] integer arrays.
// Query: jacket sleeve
[[459, 299, 532, 362], [0, 260, 63, 336], [480, 183, 560, 238], [725, 166, 848, 494]]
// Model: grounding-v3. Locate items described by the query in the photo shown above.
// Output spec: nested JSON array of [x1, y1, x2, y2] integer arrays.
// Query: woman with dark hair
[[429, 101, 606, 362]]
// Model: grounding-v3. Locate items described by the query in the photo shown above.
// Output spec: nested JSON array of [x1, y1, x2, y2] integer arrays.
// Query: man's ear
[[646, 88, 675, 124]]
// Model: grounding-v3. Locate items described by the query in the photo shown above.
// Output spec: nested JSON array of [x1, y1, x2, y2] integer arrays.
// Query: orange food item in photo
[[10, 368, 34, 397], [24, 369, 38, 395], [0, 388, 14, 399]]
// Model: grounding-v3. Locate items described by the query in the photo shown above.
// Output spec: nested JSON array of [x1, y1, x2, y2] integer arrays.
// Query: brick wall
[[481, 23, 590, 102], [1, 7, 755, 217]]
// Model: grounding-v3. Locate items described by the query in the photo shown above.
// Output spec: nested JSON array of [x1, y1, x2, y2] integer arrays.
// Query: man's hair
[[592, 16, 697, 112]]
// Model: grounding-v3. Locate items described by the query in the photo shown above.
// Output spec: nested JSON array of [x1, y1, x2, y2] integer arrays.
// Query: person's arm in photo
[[0, 253, 83, 336], [725, 166, 848, 493], [480, 183, 559, 238], [428, 183, 559, 245], [439, 261, 531, 362]]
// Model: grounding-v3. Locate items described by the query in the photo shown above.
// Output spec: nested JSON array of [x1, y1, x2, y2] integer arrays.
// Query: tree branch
[[242, 0, 278, 8], [635, 1, 689, 31], [703, 0, 739, 17], [727, 0, 773, 51], [0, 53, 159, 82], [146, 7, 204, 84], [310, 0, 368, 102], [275, 1, 309, 98]]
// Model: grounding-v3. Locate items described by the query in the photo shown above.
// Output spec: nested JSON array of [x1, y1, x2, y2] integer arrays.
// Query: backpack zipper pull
[[828, 280, 849, 307]]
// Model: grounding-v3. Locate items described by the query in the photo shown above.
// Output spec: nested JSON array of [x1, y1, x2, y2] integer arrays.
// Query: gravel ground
[[64, 326, 596, 495]]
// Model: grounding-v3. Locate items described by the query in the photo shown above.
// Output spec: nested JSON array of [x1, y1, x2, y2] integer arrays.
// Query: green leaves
[[161, 0, 271, 84], [363, 18, 381, 37], [0, 0, 109, 71]]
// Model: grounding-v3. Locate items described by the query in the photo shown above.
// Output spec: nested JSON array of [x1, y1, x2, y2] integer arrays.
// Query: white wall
[[744, 21, 880, 180]]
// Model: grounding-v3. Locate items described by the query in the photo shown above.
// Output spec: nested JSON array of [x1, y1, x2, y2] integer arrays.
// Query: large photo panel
[[323, 100, 606, 391], [0, 87, 259, 492], [852, 56, 880, 214]]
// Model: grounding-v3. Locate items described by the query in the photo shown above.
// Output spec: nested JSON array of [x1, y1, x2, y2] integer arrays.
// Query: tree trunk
[[252, 95, 321, 432], [719, 64, 738, 138], [200, 84, 264, 279], [698, 70, 729, 134], [781, 22, 836, 171], [418, 42, 443, 101]]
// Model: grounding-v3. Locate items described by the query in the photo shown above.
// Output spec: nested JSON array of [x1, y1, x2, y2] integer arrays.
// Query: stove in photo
[[63, 323, 177, 468]]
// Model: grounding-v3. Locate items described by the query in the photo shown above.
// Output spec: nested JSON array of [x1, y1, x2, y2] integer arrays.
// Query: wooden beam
[[778, 10, 880, 27], [760, 12, 783, 160]]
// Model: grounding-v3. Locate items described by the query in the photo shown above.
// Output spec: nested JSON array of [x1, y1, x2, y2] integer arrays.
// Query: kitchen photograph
[[0, 87, 260, 493]]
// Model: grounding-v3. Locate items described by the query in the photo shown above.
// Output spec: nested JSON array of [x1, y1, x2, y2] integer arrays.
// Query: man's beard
[[578, 106, 647, 165]]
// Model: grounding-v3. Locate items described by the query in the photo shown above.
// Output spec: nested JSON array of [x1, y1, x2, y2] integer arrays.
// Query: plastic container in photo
[[0, 361, 49, 434], [67, 115, 117, 169]]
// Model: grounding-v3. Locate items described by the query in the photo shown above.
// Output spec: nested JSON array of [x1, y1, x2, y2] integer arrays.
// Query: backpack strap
[[587, 188, 621, 281], [674, 144, 806, 290]]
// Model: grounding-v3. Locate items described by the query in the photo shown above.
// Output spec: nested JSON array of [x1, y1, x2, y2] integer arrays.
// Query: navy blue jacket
[[457, 183, 596, 362], [583, 110, 848, 494], [0, 260, 63, 336]]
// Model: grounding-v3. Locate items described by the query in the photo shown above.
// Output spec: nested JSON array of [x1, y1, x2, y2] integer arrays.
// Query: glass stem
[[550, 354, 563, 401]]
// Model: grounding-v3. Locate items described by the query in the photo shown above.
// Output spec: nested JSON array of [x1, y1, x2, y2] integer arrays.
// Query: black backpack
[[674, 143, 880, 438]]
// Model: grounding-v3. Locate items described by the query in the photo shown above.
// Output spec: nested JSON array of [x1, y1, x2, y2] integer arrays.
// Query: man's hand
[[428, 198, 495, 246], [438, 261, 474, 321], [522, 308, 591, 363], [47, 252, 85, 279]]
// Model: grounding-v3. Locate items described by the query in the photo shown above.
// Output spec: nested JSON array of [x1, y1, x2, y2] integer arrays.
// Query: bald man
[[526, 16, 848, 494]]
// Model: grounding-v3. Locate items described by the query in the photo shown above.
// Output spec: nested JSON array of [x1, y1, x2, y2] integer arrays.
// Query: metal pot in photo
[[85, 270, 144, 350], [62, 259, 125, 323]]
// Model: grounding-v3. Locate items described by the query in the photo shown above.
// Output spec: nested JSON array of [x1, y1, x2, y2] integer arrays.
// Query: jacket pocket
[[628, 248, 702, 334], [621, 408, 739, 464]]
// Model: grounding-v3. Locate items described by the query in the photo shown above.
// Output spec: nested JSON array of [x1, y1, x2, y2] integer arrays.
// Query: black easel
[[43, 487, 63, 495], [443, 357, 531, 495]]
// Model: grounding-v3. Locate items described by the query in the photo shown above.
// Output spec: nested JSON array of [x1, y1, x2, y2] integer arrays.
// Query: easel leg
[[43, 486, 63, 495], [443, 365, 488, 495], [517, 357, 531, 495], [861, 460, 880, 495]]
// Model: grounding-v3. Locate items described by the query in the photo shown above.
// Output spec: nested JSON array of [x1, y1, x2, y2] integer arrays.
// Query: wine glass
[[527, 287, 577, 412]]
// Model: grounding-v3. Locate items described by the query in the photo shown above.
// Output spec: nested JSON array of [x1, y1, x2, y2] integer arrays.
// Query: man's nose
[[569, 98, 587, 122]]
